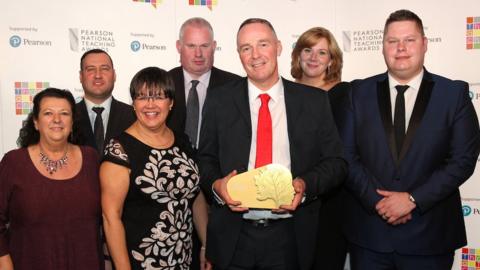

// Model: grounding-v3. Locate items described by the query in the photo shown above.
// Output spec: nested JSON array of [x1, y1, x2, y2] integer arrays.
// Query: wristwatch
[[408, 193, 416, 204]]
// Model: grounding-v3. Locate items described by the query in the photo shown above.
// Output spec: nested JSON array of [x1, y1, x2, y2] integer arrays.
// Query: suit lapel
[[105, 98, 119, 142], [376, 77, 399, 166], [175, 68, 187, 110], [398, 72, 434, 161], [283, 79, 304, 175], [283, 79, 303, 132], [77, 99, 96, 147], [233, 79, 252, 132], [207, 67, 220, 90]]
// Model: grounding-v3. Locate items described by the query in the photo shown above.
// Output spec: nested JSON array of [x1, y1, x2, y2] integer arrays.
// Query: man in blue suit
[[342, 9, 480, 270]]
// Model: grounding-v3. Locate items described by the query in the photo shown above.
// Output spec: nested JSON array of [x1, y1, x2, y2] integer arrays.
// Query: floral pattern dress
[[103, 132, 200, 270]]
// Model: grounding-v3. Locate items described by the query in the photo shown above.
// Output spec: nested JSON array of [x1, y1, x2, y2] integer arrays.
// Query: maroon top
[[0, 146, 104, 270]]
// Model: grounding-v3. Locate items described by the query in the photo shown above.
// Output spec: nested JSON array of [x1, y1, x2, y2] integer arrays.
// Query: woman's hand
[[199, 247, 212, 270], [0, 254, 14, 270]]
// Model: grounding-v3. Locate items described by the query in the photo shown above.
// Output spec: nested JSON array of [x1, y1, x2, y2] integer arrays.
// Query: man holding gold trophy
[[198, 18, 347, 270]]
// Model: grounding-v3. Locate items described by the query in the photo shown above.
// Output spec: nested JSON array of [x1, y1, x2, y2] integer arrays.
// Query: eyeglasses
[[135, 95, 169, 102]]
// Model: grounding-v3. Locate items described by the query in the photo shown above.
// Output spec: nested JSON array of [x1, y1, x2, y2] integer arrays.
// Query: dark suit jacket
[[166, 66, 241, 134], [76, 97, 136, 153], [198, 77, 347, 270], [342, 70, 480, 255]]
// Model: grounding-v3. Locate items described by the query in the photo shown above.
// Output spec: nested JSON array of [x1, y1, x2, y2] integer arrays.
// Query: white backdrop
[[1, 1, 480, 269]]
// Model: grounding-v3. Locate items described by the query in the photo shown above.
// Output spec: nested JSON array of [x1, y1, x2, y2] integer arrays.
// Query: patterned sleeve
[[0, 152, 13, 256], [102, 138, 130, 169]]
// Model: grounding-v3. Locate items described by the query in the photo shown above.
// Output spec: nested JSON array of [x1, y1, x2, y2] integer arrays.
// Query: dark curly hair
[[17, 88, 85, 147]]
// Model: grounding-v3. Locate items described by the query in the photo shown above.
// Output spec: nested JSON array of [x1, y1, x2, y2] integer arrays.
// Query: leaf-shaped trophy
[[227, 164, 294, 209]]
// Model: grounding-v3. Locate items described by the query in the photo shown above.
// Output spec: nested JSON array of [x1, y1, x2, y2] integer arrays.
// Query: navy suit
[[342, 70, 480, 261], [198, 78, 347, 270], [76, 98, 136, 153]]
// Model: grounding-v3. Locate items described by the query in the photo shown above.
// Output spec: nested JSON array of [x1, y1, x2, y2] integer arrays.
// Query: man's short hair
[[237, 18, 277, 39], [384, 9, 425, 37], [80, 49, 114, 70], [179, 17, 214, 41]]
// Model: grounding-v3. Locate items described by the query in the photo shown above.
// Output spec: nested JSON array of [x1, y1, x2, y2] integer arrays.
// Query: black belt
[[243, 218, 286, 227]]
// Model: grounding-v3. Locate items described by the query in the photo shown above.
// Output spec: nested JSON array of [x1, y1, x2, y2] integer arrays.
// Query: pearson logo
[[9, 35, 51, 48], [469, 83, 480, 100], [463, 205, 472, 216], [131, 41, 141, 52], [189, 0, 217, 10], [462, 204, 480, 217], [10, 35, 22, 47], [130, 40, 166, 52], [133, 0, 162, 8]]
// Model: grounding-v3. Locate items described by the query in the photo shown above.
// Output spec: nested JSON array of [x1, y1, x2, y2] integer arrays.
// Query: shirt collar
[[84, 96, 113, 112], [248, 76, 283, 104], [183, 69, 211, 88], [388, 69, 424, 92]]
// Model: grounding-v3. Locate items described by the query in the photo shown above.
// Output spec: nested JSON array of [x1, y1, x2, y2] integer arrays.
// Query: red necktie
[[255, 94, 272, 168]]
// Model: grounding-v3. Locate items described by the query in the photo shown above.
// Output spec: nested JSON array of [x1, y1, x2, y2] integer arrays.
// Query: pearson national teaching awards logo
[[342, 29, 383, 53], [15, 82, 49, 115], [10, 35, 22, 47], [466, 16, 480, 49], [461, 248, 480, 269], [189, 0, 217, 10], [69, 28, 116, 52], [133, 0, 162, 8]]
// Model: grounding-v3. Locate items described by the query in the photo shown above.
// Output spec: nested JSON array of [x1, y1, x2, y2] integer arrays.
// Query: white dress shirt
[[388, 70, 424, 131], [243, 77, 292, 220], [84, 96, 113, 137]]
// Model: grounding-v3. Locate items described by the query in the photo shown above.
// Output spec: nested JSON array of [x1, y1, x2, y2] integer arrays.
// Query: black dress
[[103, 132, 200, 270], [314, 81, 351, 270]]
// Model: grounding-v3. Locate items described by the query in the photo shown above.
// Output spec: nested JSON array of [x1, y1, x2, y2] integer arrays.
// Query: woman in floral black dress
[[100, 67, 210, 270]]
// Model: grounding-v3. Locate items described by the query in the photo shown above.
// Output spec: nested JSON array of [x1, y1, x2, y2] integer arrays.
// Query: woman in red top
[[0, 88, 103, 270]]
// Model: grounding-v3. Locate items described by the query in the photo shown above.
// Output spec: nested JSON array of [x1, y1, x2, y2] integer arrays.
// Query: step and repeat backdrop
[[1, 0, 479, 269]]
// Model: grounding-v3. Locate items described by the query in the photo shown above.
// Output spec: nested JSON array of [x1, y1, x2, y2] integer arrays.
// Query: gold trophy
[[227, 164, 295, 209]]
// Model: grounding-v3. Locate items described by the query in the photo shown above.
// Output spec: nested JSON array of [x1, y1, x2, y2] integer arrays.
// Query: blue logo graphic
[[131, 41, 141, 52], [463, 205, 472, 216], [10, 35, 22, 47]]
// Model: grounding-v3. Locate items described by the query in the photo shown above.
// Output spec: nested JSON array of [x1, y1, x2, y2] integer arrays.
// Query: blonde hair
[[291, 27, 343, 84]]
